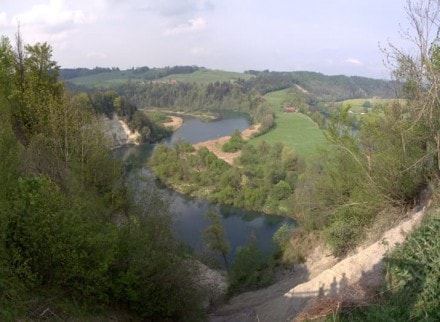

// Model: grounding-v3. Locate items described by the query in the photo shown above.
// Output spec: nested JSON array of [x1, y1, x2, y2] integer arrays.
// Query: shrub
[[227, 238, 273, 295], [337, 211, 440, 321], [222, 129, 245, 152], [324, 207, 365, 257]]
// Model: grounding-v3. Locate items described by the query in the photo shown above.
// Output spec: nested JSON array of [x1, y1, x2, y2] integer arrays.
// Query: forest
[[0, 34, 205, 320]]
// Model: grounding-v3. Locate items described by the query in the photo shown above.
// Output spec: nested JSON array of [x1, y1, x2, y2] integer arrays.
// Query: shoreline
[[162, 115, 183, 130], [193, 123, 261, 165]]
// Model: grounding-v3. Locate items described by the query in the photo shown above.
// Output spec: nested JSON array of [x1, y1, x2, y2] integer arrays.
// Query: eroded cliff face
[[209, 208, 426, 322], [101, 114, 140, 148]]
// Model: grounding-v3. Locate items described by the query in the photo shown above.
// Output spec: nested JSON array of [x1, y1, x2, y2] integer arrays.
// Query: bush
[[222, 129, 245, 152], [227, 238, 273, 295], [324, 207, 365, 257], [337, 211, 440, 321]]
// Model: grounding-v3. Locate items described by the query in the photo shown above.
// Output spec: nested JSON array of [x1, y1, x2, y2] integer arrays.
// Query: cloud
[[0, 12, 7, 26], [345, 58, 363, 65], [86, 51, 108, 59], [165, 17, 207, 35], [191, 47, 208, 55], [8, 0, 96, 47], [139, 0, 214, 17], [12, 0, 90, 28]]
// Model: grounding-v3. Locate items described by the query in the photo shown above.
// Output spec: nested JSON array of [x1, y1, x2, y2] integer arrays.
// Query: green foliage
[[251, 108, 325, 159], [0, 34, 204, 320], [112, 215, 204, 320], [150, 140, 298, 214], [323, 207, 365, 257], [227, 237, 273, 295], [203, 209, 230, 268], [293, 102, 428, 255], [222, 129, 245, 152], [65, 66, 250, 87], [128, 110, 172, 143], [272, 223, 291, 248], [337, 211, 440, 321], [148, 111, 172, 123], [271, 180, 293, 200]]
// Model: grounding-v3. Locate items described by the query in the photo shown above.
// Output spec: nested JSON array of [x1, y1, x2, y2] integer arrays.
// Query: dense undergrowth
[[334, 208, 440, 321], [0, 35, 205, 321], [150, 139, 299, 215]]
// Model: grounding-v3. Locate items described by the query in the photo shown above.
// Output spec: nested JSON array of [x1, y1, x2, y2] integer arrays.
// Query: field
[[250, 89, 326, 159], [67, 69, 253, 87], [339, 98, 402, 112], [68, 70, 137, 87], [160, 70, 254, 84]]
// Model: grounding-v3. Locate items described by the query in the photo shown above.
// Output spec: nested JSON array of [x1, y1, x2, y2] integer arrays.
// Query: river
[[117, 113, 295, 263]]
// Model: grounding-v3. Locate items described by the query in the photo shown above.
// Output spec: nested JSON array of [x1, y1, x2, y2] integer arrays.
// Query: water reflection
[[116, 115, 296, 261]]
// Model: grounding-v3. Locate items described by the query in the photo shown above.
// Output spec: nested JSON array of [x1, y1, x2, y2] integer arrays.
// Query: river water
[[117, 114, 295, 262]]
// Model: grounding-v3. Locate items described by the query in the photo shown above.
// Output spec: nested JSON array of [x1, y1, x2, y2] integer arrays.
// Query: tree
[[222, 129, 245, 152], [203, 209, 230, 269], [385, 0, 440, 173]]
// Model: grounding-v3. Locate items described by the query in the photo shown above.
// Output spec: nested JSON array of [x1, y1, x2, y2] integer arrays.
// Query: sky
[[0, 0, 415, 79]]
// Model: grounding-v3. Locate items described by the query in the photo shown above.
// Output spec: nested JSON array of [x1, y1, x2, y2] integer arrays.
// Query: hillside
[[61, 67, 396, 102], [61, 66, 253, 87], [210, 207, 426, 321]]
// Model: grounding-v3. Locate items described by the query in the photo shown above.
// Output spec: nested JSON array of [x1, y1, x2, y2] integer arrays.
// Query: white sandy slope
[[101, 114, 140, 147], [210, 208, 425, 322]]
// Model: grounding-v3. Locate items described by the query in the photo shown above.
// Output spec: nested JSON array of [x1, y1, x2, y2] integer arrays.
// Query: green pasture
[[339, 98, 402, 112], [67, 69, 254, 87], [263, 88, 295, 110], [159, 70, 254, 84], [250, 89, 326, 159], [68, 70, 133, 87]]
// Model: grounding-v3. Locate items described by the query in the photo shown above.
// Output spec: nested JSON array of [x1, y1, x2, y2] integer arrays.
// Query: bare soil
[[209, 207, 426, 321], [163, 115, 184, 130], [193, 124, 261, 165]]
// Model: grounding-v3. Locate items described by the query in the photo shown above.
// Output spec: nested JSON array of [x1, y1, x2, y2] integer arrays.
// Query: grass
[[68, 70, 134, 87], [334, 209, 440, 321], [159, 70, 254, 84], [68, 69, 254, 87], [250, 89, 326, 159], [339, 98, 402, 113]]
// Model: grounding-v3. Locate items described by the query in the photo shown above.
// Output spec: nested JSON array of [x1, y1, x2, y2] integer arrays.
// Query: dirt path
[[209, 208, 426, 321], [163, 116, 183, 130], [193, 124, 261, 165]]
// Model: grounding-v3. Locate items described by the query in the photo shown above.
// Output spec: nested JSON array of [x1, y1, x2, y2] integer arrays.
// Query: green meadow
[[159, 70, 254, 84], [339, 98, 402, 112], [250, 89, 326, 159], [68, 70, 135, 87], [68, 69, 253, 87]]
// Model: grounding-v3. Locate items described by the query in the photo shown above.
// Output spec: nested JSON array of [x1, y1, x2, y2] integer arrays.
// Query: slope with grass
[[65, 68, 253, 87], [339, 98, 403, 113], [250, 89, 326, 159], [159, 69, 254, 84]]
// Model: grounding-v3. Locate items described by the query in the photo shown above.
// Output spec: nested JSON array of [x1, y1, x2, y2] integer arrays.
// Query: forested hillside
[[0, 34, 204, 320], [63, 67, 396, 104]]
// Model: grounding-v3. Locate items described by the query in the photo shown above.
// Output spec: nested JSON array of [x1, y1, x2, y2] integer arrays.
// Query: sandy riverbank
[[163, 116, 184, 130], [193, 123, 261, 165]]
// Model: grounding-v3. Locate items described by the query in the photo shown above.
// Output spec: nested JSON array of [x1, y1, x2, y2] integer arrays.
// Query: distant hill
[[61, 66, 398, 101], [60, 66, 253, 87], [243, 70, 397, 101]]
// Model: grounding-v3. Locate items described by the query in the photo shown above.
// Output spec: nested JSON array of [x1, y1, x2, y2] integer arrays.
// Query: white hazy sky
[[0, 0, 414, 78]]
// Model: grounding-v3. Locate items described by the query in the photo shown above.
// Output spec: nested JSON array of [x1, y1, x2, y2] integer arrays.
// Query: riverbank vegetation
[[0, 34, 205, 320], [150, 140, 299, 215]]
